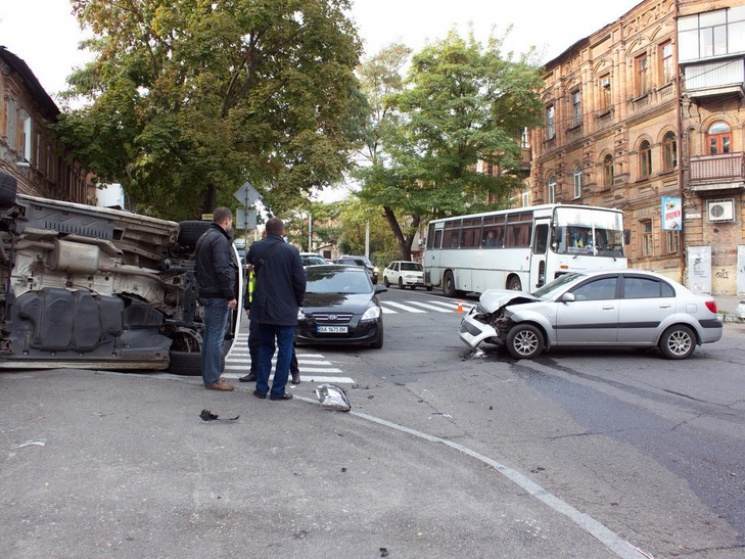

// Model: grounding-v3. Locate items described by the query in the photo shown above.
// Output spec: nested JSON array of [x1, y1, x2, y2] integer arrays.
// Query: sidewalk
[[712, 293, 744, 322]]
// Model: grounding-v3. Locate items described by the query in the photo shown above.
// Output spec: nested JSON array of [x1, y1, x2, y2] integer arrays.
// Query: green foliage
[[54, 0, 365, 221], [353, 30, 543, 259]]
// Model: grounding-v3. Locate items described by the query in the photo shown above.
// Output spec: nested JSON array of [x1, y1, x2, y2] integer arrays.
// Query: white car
[[382, 261, 430, 290]]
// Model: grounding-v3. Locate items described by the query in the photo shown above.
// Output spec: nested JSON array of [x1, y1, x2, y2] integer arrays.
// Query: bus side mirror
[[624, 229, 631, 245]]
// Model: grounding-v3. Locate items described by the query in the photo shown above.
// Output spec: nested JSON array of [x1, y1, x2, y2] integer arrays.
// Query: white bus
[[424, 204, 627, 296]]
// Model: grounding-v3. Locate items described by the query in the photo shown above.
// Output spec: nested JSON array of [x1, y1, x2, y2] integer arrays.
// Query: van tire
[[0, 172, 18, 208], [178, 220, 211, 249]]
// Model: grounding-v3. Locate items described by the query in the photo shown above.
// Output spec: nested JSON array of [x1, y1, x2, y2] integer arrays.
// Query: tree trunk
[[383, 205, 420, 261]]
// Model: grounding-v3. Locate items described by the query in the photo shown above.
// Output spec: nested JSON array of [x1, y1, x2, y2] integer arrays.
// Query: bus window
[[506, 223, 531, 247]]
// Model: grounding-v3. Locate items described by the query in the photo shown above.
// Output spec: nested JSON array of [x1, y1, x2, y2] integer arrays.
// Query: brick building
[[0, 46, 93, 203], [530, 0, 745, 295]]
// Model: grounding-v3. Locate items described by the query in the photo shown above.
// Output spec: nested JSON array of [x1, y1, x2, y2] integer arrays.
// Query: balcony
[[689, 152, 745, 193], [683, 57, 745, 100]]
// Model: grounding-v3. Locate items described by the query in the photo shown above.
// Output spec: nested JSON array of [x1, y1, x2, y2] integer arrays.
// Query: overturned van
[[0, 171, 241, 373]]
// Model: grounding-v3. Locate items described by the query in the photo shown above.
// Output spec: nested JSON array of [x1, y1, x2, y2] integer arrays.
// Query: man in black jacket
[[246, 217, 306, 400], [194, 207, 238, 391]]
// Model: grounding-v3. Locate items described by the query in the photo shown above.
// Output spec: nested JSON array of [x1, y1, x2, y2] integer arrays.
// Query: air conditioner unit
[[707, 199, 735, 222]]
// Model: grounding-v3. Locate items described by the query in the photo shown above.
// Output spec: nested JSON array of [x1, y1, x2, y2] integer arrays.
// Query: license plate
[[318, 326, 348, 333]]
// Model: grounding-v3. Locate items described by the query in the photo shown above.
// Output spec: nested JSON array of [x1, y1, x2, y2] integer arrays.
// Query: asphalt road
[[2, 286, 744, 558]]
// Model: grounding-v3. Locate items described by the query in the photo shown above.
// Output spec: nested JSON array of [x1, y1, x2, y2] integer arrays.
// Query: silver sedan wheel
[[506, 324, 544, 359], [659, 325, 695, 359]]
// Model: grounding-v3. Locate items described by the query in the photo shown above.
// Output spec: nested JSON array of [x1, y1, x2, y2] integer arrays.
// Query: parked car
[[382, 260, 430, 290], [0, 171, 240, 374], [295, 265, 386, 348], [335, 255, 379, 284], [459, 269, 722, 360], [299, 252, 327, 268]]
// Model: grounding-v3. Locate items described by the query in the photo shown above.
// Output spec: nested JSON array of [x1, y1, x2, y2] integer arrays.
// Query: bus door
[[424, 221, 444, 287], [529, 220, 550, 290]]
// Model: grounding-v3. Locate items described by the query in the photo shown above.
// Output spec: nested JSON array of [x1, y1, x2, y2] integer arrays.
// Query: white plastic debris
[[315, 384, 351, 412]]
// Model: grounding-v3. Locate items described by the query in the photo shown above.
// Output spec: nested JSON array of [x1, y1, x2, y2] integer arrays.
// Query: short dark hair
[[265, 217, 284, 235], [212, 207, 232, 223]]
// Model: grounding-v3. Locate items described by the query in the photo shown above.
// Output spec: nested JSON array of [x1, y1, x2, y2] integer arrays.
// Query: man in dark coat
[[246, 217, 306, 400], [194, 207, 238, 391]]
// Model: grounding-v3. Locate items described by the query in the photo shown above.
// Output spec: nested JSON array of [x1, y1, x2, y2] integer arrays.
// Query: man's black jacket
[[246, 234, 306, 326], [195, 224, 237, 300]]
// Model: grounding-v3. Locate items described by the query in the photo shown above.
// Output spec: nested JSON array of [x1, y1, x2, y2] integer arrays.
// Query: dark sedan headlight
[[361, 306, 381, 321]]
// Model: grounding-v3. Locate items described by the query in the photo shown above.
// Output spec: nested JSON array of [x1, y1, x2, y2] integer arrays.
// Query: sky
[[1, 0, 644, 102]]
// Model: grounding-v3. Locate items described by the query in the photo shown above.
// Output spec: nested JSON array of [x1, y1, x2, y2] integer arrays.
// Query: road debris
[[199, 409, 240, 422]]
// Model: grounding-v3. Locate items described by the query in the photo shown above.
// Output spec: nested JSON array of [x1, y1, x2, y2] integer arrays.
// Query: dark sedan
[[296, 265, 387, 348]]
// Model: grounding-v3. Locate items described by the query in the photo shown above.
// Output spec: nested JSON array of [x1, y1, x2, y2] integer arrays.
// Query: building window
[[666, 231, 680, 254], [641, 220, 654, 256], [659, 41, 674, 84], [663, 132, 677, 171], [521, 127, 530, 148], [521, 189, 530, 207], [639, 140, 652, 178], [599, 74, 611, 113], [571, 90, 581, 127], [707, 121, 731, 154], [603, 155, 614, 188], [548, 175, 556, 203], [546, 105, 555, 140], [573, 166, 582, 198], [20, 110, 33, 162], [678, 7, 745, 62], [635, 53, 649, 96]]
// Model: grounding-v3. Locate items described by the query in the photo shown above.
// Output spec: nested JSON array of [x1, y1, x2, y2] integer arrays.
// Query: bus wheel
[[507, 276, 522, 291], [443, 271, 456, 297]]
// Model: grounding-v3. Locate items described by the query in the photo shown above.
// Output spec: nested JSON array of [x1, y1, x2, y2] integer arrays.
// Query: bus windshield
[[551, 207, 625, 258]]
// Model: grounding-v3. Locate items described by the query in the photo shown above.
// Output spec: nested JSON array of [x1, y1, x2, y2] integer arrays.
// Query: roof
[[0, 46, 60, 119]]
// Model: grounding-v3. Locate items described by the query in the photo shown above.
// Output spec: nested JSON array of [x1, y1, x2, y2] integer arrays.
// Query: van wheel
[[178, 220, 211, 249], [168, 350, 202, 376], [0, 172, 18, 208]]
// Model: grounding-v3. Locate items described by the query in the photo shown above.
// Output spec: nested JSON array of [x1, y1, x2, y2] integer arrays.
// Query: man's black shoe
[[240, 373, 257, 383], [253, 389, 267, 399], [290, 371, 301, 385], [270, 392, 293, 401]]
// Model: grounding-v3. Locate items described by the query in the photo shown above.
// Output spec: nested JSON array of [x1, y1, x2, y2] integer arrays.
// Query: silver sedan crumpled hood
[[477, 289, 540, 313]]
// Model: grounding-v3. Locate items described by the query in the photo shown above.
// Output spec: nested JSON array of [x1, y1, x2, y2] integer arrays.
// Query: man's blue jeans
[[256, 324, 294, 397], [200, 297, 230, 385]]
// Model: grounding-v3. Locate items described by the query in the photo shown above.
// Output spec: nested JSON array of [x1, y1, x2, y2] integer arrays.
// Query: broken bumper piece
[[459, 308, 499, 350]]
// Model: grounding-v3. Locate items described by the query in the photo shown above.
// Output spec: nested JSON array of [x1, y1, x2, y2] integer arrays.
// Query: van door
[[529, 220, 550, 290]]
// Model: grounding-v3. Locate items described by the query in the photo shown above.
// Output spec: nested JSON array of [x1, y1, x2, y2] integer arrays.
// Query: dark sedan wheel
[[398, 277, 404, 289], [506, 324, 544, 359], [370, 322, 384, 349], [659, 325, 696, 359], [383, 276, 390, 287]]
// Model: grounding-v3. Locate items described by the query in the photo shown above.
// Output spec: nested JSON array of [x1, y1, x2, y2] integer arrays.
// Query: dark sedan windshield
[[306, 268, 372, 294]]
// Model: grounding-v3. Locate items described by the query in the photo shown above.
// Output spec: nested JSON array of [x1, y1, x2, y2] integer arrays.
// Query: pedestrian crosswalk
[[380, 298, 464, 314], [223, 333, 356, 384], [224, 298, 466, 385]]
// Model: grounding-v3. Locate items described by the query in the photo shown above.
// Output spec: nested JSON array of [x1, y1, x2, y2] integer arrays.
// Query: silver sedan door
[[555, 276, 620, 345]]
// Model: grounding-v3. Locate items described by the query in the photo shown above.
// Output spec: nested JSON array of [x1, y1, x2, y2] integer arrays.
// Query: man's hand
[[228, 299, 238, 309]]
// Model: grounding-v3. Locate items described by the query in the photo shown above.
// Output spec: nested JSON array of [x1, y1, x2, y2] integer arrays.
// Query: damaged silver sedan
[[459, 270, 723, 360]]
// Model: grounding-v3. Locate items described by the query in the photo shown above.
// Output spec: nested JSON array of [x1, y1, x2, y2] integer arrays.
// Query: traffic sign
[[233, 182, 261, 206], [235, 208, 257, 230]]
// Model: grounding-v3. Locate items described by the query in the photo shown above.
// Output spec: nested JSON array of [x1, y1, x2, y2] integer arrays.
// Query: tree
[[54, 0, 366, 220], [356, 31, 544, 259]]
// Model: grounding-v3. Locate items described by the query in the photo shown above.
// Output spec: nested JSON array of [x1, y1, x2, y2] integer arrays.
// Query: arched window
[[603, 155, 614, 188], [706, 121, 731, 154], [639, 140, 652, 178], [573, 166, 582, 198], [548, 175, 556, 203], [663, 132, 677, 171]]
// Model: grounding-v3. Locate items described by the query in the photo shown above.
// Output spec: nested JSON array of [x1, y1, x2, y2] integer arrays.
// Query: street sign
[[235, 208, 257, 230], [233, 181, 261, 206]]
